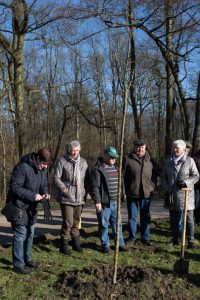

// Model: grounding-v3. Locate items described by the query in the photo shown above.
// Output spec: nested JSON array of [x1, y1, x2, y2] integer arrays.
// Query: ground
[[55, 264, 192, 300], [0, 201, 200, 299]]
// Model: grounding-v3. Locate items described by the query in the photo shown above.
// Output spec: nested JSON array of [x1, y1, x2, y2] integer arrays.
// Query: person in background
[[53, 140, 89, 255], [162, 140, 199, 249], [90, 146, 127, 253], [123, 139, 157, 246], [8, 147, 52, 274], [185, 141, 193, 156], [178, 141, 193, 232], [192, 148, 200, 225]]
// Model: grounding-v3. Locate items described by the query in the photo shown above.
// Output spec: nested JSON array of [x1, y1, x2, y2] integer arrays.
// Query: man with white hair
[[53, 140, 89, 255], [162, 139, 199, 248]]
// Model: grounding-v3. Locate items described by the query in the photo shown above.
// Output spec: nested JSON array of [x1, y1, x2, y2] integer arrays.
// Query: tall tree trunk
[[46, 81, 53, 145], [109, 48, 119, 148], [113, 56, 129, 285], [0, 102, 6, 201], [193, 73, 200, 152], [13, 33, 26, 158], [128, 0, 141, 138], [76, 110, 80, 140], [165, 0, 175, 157]]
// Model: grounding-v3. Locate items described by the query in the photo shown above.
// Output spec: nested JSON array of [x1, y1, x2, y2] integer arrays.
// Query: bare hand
[[95, 203, 102, 213], [42, 193, 50, 200], [35, 194, 44, 201]]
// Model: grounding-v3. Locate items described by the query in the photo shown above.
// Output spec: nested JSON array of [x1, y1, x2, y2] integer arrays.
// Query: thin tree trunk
[[113, 68, 129, 284], [76, 110, 80, 140], [52, 105, 71, 166], [113, 25, 132, 281]]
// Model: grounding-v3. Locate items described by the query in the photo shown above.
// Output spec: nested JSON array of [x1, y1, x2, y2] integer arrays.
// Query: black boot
[[72, 237, 83, 252], [59, 239, 71, 255]]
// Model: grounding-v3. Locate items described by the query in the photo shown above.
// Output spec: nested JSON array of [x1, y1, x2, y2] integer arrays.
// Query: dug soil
[[55, 265, 192, 300]]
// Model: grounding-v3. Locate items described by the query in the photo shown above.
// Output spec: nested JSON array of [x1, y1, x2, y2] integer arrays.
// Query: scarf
[[171, 153, 185, 165]]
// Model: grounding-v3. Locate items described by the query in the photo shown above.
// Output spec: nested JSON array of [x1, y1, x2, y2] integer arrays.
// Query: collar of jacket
[[95, 157, 118, 173], [128, 151, 150, 163], [20, 152, 40, 173]]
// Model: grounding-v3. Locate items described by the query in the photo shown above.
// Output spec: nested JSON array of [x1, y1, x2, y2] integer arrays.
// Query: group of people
[[6, 138, 200, 275]]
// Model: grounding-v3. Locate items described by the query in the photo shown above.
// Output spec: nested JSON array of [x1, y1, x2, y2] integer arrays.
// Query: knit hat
[[104, 146, 119, 158]]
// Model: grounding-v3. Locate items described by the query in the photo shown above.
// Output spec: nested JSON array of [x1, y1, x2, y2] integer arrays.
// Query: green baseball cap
[[104, 146, 119, 158]]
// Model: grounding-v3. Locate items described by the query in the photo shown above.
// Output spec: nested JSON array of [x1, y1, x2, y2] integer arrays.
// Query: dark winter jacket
[[192, 150, 200, 189], [8, 153, 48, 226], [123, 151, 157, 199], [90, 157, 124, 205]]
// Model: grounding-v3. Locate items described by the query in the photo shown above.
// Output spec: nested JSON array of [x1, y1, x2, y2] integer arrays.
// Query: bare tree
[[193, 73, 200, 152], [165, 0, 175, 156]]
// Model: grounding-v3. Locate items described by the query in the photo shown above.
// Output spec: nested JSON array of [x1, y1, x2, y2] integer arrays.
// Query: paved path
[[0, 199, 168, 245]]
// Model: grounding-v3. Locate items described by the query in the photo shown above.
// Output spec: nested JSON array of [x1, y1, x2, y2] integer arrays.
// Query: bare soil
[[55, 265, 192, 300]]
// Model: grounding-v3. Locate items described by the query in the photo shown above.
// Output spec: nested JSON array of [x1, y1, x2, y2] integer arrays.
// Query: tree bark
[[193, 73, 200, 152], [13, 33, 26, 157], [165, 0, 175, 157], [128, 0, 141, 138]]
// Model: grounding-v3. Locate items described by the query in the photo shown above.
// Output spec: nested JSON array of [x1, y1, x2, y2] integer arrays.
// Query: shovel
[[173, 187, 191, 277]]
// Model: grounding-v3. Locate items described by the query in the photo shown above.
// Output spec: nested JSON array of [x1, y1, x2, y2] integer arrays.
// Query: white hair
[[173, 139, 186, 149], [67, 140, 81, 153]]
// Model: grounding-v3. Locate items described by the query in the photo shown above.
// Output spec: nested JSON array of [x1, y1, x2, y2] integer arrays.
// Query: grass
[[0, 219, 200, 299]]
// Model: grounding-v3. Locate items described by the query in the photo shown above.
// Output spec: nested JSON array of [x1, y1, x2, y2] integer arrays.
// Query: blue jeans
[[12, 224, 35, 268], [170, 209, 194, 243], [97, 201, 125, 249], [178, 209, 183, 232], [127, 197, 151, 241]]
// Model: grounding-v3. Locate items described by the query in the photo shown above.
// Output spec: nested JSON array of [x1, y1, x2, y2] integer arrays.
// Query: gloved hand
[[176, 180, 187, 189]]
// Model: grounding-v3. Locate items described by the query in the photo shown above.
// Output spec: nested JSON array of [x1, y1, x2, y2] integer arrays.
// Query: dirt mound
[[55, 265, 192, 300]]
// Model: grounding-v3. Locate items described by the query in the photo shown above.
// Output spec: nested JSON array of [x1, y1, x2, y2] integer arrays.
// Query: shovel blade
[[173, 258, 189, 277]]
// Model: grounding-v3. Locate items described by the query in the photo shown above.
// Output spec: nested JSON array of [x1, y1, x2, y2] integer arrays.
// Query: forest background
[[0, 0, 199, 202]]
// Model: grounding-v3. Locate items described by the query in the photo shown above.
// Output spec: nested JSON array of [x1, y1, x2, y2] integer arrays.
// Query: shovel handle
[[180, 188, 191, 259]]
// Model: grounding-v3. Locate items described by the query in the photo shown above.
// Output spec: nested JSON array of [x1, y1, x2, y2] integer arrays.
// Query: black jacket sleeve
[[84, 167, 91, 194], [10, 163, 35, 202], [90, 168, 102, 204], [39, 169, 48, 195]]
